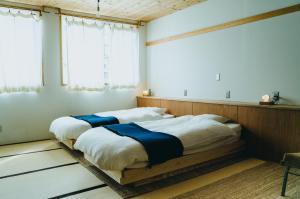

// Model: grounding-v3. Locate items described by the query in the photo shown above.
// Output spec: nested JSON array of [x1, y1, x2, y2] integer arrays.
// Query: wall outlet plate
[[226, 91, 231, 99], [184, 89, 188, 96], [272, 91, 280, 103]]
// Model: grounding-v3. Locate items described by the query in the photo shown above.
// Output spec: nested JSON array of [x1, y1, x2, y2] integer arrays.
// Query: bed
[[49, 107, 173, 149], [74, 114, 245, 184]]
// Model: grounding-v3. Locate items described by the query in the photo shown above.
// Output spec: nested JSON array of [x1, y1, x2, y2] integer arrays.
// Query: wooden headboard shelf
[[137, 96, 300, 111], [137, 96, 300, 162]]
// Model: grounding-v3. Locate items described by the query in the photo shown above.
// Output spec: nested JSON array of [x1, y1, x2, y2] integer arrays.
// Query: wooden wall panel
[[137, 96, 300, 162], [137, 97, 161, 108], [238, 106, 300, 161], [237, 107, 261, 158], [289, 111, 300, 152], [192, 103, 238, 121], [161, 100, 193, 116]]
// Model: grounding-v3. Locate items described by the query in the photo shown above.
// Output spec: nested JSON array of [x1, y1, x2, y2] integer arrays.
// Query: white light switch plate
[[216, 73, 220, 81]]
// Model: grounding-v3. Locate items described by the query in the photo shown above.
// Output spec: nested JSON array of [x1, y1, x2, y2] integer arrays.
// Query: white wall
[[146, 0, 300, 104], [0, 11, 147, 145]]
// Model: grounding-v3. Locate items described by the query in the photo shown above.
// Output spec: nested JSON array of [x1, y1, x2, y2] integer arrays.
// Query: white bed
[[49, 107, 173, 149], [75, 114, 242, 171]]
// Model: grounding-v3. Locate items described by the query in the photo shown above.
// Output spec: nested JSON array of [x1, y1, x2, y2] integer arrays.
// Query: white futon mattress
[[74, 115, 241, 171], [49, 107, 171, 141]]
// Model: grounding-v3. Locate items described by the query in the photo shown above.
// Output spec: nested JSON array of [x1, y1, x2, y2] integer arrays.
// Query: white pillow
[[195, 114, 230, 123], [138, 107, 167, 115]]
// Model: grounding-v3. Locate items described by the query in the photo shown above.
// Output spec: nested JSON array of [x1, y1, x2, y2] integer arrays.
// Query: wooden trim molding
[[60, 10, 139, 26], [137, 96, 300, 162], [146, 3, 300, 46], [59, 12, 66, 86], [0, 1, 42, 14], [0, 1, 139, 25]]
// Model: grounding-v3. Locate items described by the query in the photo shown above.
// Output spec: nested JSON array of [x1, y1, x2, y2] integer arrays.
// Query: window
[[108, 25, 139, 88], [0, 7, 42, 93], [61, 16, 139, 90]]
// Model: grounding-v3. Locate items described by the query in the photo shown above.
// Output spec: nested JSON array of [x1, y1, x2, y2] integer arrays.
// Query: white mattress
[[75, 115, 241, 171], [49, 107, 172, 141]]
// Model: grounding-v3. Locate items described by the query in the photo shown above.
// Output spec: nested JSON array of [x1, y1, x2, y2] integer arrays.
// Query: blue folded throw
[[103, 122, 183, 166], [71, 114, 119, 128]]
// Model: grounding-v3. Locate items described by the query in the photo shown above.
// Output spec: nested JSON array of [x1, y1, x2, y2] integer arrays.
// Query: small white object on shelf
[[260, 94, 274, 105], [262, 94, 271, 102], [142, 89, 151, 96]]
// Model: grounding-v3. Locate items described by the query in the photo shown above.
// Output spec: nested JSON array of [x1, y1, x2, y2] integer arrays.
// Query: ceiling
[[4, 0, 206, 21]]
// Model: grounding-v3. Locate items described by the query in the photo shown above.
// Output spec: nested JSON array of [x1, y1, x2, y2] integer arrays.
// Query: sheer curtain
[[0, 8, 42, 93], [107, 24, 139, 88], [62, 16, 105, 90], [61, 16, 139, 90]]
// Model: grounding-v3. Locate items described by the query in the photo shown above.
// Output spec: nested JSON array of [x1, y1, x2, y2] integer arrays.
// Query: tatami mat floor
[[0, 140, 298, 199], [0, 149, 77, 178], [0, 140, 61, 158]]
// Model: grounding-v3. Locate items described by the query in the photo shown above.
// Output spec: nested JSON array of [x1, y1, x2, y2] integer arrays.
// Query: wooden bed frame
[[85, 140, 246, 185], [61, 139, 76, 150]]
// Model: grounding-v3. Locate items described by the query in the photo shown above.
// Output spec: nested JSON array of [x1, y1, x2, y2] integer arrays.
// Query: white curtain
[[0, 8, 42, 93], [108, 24, 139, 88], [62, 16, 105, 90], [62, 15, 139, 90]]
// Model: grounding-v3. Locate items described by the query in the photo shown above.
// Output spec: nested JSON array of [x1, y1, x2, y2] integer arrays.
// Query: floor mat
[[172, 162, 300, 199]]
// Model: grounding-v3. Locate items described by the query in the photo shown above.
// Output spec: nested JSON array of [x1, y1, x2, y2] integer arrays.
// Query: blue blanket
[[71, 114, 119, 128], [103, 123, 183, 166]]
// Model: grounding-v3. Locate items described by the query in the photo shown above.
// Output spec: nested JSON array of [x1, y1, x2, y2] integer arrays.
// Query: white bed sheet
[[49, 107, 171, 141], [74, 115, 241, 171]]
